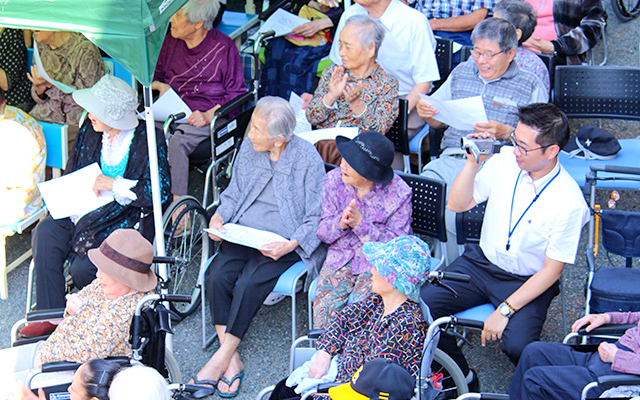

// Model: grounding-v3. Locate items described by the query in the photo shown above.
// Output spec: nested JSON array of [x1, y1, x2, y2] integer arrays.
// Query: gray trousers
[[168, 123, 210, 196]]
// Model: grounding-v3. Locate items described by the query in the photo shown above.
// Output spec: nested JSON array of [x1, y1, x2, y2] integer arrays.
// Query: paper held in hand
[[205, 223, 289, 250], [137, 87, 192, 122], [418, 93, 488, 131], [37, 163, 115, 219], [249, 8, 308, 40], [295, 126, 359, 145]]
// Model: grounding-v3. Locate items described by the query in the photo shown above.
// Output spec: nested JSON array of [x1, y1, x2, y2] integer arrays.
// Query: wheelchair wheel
[[430, 348, 468, 399], [162, 196, 211, 320], [611, 0, 640, 21], [164, 349, 182, 383]]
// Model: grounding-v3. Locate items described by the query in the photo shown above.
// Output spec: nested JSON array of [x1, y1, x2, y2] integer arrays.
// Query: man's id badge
[[496, 247, 518, 274]]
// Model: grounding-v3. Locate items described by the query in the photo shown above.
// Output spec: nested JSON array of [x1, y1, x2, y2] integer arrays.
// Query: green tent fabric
[[0, 0, 188, 85]]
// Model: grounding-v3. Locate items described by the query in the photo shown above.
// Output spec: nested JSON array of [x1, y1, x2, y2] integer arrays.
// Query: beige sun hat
[[72, 74, 139, 131], [87, 229, 157, 292]]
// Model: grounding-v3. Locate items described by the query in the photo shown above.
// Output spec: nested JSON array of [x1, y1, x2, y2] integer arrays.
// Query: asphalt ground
[[2, 6, 640, 399]]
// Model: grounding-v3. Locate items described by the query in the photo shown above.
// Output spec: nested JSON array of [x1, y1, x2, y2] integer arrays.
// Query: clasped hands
[[323, 66, 365, 115], [26, 65, 52, 95], [338, 199, 362, 230]]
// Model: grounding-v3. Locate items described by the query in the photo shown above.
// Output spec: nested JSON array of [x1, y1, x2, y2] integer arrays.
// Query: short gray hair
[[108, 365, 170, 400], [183, 0, 221, 30], [343, 15, 386, 59], [494, 0, 537, 45], [254, 96, 296, 142], [471, 18, 518, 53]]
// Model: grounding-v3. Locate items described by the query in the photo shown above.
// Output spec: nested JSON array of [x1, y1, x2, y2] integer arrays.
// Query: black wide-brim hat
[[335, 130, 394, 184]]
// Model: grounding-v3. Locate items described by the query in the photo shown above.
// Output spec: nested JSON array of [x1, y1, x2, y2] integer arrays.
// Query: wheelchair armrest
[[316, 382, 341, 393], [214, 92, 254, 119], [307, 329, 324, 339], [26, 309, 65, 322], [41, 361, 82, 373], [259, 0, 292, 20], [578, 324, 635, 337], [597, 374, 640, 387]]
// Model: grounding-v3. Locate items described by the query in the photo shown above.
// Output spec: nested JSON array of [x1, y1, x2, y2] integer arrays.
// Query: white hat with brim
[[72, 74, 139, 131], [87, 229, 157, 293]]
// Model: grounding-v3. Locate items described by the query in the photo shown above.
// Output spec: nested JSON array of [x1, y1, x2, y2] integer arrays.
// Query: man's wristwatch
[[499, 302, 515, 318]]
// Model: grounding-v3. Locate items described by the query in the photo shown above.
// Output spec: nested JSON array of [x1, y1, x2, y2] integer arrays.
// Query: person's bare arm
[[447, 153, 488, 212], [0, 67, 8, 91], [430, 8, 488, 32], [481, 257, 564, 345], [406, 82, 432, 111]]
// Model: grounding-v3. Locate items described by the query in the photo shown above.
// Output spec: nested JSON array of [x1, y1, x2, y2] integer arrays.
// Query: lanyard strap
[[506, 168, 560, 251]]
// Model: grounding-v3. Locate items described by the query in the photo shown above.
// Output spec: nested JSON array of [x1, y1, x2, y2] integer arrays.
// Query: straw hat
[[72, 74, 138, 131], [88, 229, 156, 292]]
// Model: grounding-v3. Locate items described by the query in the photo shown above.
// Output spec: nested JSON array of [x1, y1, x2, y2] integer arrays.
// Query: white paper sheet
[[33, 44, 76, 94], [418, 93, 488, 131], [137, 88, 192, 122], [37, 163, 115, 219], [295, 126, 359, 145], [249, 8, 308, 40], [205, 223, 289, 250], [289, 92, 312, 135]]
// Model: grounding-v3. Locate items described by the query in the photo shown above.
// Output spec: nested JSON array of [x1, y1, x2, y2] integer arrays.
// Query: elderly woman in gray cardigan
[[196, 96, 326, 397]]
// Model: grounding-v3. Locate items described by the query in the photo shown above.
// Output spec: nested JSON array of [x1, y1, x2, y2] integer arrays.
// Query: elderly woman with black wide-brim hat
[[23, 74, 170, 338], [0, 229, 155, 391], [312, 130, 413, 329]]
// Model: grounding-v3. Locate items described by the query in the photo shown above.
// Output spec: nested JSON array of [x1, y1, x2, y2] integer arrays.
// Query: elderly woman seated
[[22, 75, 170, 337], [0, 229, 156, 394], [306, 14, 398, 165], [268, 235, 431, 400], [418, 17, 549, 264], [493, 0, 550, 94], [152, 0, 246, 203], [312, 130, 412, 330], [27, 30, 105, 129], [194, 96, 326, 397], [0, 88, 46, 228], [508, 312, 640, 400]]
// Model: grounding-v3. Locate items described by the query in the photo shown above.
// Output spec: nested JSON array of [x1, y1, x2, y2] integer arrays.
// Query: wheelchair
[[11, 288, 191, 396], [256, 270, 482, 400], [158, 31, 277, 321]]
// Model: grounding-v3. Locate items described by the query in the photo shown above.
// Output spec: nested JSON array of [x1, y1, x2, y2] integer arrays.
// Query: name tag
[[492, 96, 517, 108], [496, 247, 518, 274]]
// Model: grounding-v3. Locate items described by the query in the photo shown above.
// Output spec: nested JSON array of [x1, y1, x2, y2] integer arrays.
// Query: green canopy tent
[[0, 0, 189, 269]]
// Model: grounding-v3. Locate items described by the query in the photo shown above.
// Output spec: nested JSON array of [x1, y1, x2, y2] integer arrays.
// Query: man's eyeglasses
[[510, 130, 551, 155], [471, 48, 504, 61]]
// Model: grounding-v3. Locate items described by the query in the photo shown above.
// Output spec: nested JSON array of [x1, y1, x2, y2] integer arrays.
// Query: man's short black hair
[[518, 103, 570, 150]]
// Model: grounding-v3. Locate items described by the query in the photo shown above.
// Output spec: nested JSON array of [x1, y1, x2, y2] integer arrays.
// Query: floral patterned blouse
[[0, 105, 45, 226], [316, 293, 427, 381], [306, 64, 399, 134], [316, 168, 412, 275], [38, 280, 146, 364]]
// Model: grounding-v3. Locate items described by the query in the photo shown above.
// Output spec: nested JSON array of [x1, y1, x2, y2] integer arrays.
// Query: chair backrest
[[460, 45, 472, 63], [396, 172, 447, 242], [386, 98, 410, 156], [553, 66, 640, 121], [432, 38, 453, 91], [103, 56, 136, 88], [455, 201, 487, 245], [211, 92, 255, 160], [39, 121, 69, 172]]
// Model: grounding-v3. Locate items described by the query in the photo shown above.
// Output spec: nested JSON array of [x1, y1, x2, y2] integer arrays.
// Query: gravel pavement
[[2, 7, 640, 399]]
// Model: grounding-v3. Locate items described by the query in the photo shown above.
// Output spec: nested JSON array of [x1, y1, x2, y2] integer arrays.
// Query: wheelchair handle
[[316, 382, 342, 393], [578, 323, 635, 336], [153, 256, 176, 264], [429, 270, 471, 283], [41, 361, 82, 373], [590, 164, 640, 175], [172, 112, 186, 121], [597, 374, 640, 386], [454, 317, 485, 330]]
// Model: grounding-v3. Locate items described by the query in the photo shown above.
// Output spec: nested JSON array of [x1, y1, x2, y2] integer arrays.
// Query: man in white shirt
[[329, 0, 440, 136], [421, 103, 589, 383]]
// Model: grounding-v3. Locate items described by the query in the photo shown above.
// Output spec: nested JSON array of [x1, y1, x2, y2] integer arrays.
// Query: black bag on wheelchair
[[589, 209, 640, 314], [130, 303, 174, 378]]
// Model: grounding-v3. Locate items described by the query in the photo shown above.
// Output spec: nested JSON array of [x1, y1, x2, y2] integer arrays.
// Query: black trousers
[[268, 379, 300, 400], [420, 245, 559, 372], [205, 241, 301, 339], [31, 216, 97, 309]]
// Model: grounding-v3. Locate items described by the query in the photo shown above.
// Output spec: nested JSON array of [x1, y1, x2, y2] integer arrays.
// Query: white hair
[[183, 0, 221, 30], [108, 365, 170, 400]]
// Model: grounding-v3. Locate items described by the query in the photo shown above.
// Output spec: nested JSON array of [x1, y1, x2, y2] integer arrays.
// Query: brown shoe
[[19, 321, 57, 338]]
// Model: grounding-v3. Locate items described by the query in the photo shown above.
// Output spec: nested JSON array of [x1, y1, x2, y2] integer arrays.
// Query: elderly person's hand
[[151, 81, 170, 97], [300, 93, 313, 109], [291, 18, 333, 38], [344, 82, 365, 115], [325, 66, 348, 106], [598, 342, 618, 364], [417, 100, 439, 120], [260, 239, 299, 261], [523, 35, 555, 55], [473, 120, 512, 140], [572, 313, 611, 333], [93, 174, 116, 196], [339, 199, 362, 229], [308, 350, 332, 379], [27, 66, 52, 95], [65, 293, 84, 316], [208, 212, 226, 241]]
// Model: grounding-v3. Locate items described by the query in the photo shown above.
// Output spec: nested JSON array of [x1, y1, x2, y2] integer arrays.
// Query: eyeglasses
[[471, 48, 504, 61], [510, 130, 551, 155]]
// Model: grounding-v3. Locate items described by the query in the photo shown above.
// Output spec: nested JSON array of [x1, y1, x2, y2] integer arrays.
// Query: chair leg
[[291, 286, 297, 344], [1, 234, 8, 299]]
